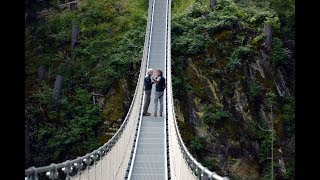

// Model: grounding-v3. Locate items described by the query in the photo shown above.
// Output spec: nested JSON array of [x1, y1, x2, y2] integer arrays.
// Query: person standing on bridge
[[152, 69, 166, 117], [143, 69, 154, 116]]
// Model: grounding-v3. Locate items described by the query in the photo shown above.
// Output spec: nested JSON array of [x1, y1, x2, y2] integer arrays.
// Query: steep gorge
[[171, 0, 295, 179]]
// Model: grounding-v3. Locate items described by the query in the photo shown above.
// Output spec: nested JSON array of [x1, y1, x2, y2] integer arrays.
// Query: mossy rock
[[175, 100, 194, 143], [102, 79, 127, 122], [229, 158, 260, 179]]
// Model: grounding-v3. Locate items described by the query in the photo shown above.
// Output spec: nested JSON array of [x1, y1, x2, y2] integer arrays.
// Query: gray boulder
[[210, 0, 217, 9], [263, 25, 273, 51]]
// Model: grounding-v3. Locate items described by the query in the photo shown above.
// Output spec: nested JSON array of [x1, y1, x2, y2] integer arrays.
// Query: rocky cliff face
[[171, 0, 295, 178]]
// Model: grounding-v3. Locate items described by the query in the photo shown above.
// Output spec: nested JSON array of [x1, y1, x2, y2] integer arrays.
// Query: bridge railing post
[[45, 163, 58, 180], [62, 160, 71, 180], [74, 157, 82, 177], [26, 166, 38, 180]]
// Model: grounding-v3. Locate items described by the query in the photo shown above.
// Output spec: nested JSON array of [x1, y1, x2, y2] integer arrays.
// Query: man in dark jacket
[[152, 69, 166, 117], [143, 69, 154, 116]]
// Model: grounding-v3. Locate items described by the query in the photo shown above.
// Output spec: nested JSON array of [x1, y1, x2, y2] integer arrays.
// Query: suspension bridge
[[25, 0, 229, 179]]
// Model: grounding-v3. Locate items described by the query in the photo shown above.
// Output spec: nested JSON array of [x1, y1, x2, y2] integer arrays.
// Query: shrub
[[282, 99, 295, 136], [227, 57, 242, 71], [266, 90, 277, 107], [283, 160, 295, 178], [271, 37, 291, 66], [203, 158, 215, 170], [172, 76, 183, 97], [249, 82, 262, 98], [252, 33, 266, 47], [190, 86, 205, 97], [257, 125, 276, 180], [204, 57, 216, 67], [282, 101, 295, 122], [264, 16, 281, 31], [203, 104, 230, 126], [190, 2, 209, 18], [172, 32, 208, 55], [248, 11, 276, 26], [227, 45, 253, 70], [190, 136, 204, 151]]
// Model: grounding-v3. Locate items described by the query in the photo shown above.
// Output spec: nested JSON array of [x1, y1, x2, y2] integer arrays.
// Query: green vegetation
[[282, 99, 295, 136], [172, 0, 294, 178], [204, 57, 216, 67], [266, 90, 277, 107], [271, 37, 291, 66], [249, 82, 262, 98], [283, 160, 295, 178], [227, 45, 254, 71], [190, 136, 204, 151], [203, 104, 230, 126], [25, 0, 147, 168], [257, 125, 276, 179], [203, 158, 215, 170]]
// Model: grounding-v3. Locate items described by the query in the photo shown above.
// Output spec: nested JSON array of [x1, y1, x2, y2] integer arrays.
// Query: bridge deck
[[130, 117, 166, 180], [129, 0, 168, 179]]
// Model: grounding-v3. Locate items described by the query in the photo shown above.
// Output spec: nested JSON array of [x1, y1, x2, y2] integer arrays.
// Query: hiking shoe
[[154, 114, 157, 117], [143, 113, 150, 116]]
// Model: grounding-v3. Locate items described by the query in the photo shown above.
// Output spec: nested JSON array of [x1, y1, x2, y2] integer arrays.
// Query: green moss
[[206, 78, 221, 105], [102, 79, 126, 122], [175, 100, 194, 143], [255, 70, 275, 90], [99, 133, 113, 144], [197, 111, 204, 119], [213, 30, 232, 41], [250, 33, 266, 49], [185, 62, 205, 93], [209, 30, 233, 69], [172, 0, 195, 14], [223, 119, 237, 139], [230, 158, 260, 179]]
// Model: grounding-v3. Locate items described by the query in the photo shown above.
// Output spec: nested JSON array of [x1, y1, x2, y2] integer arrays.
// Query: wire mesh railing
[[165, 0, 229, 179]]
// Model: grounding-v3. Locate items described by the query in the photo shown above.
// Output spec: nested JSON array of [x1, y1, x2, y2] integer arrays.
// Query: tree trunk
[[38, 65, 46, 81], [52, 75, 64, 108], [71, 24, 80, 49], [210, 0, 217, 10]]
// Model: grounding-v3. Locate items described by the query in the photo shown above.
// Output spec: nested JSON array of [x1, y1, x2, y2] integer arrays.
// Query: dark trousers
[[143, 90, 151, 113]]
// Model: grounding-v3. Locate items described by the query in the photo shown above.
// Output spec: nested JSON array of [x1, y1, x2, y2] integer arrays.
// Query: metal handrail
[[165, 0, 228, 179], [127, 0, 155, 178]]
